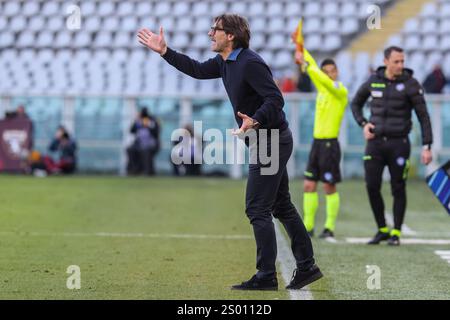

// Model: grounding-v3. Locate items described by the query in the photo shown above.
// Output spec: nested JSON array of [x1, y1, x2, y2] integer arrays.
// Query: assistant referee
[[295, 48, 348, 239]]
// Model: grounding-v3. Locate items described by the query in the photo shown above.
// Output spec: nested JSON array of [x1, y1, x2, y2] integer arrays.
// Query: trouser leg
[[273, 168, 315, 271], [140, 149, 154, 175], [387, 138, 411, 231], [245, 129, 297, 278], [364, 141, 387, 229]]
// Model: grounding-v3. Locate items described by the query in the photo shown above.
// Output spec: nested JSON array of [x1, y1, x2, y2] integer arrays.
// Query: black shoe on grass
[[286, 265, 323, 290], [231, 275, 278, 291], [367, 231, 390, 245], [387, 235, 400, 246], [319, 228, 334, 239]]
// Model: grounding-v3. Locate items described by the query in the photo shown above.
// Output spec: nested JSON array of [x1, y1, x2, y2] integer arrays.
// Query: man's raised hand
[[137, 26, 167, 56]]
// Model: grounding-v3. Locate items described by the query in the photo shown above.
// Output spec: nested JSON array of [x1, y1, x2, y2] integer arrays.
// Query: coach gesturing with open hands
[[138, 14, 322, 291]]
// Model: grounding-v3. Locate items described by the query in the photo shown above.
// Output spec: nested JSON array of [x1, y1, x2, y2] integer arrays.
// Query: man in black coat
[[351, 46, 433, 246]]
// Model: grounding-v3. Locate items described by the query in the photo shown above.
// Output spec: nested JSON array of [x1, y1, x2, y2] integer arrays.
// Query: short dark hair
[[58, 125, 70, 139], [140, 106, 149, 118], [214, 14, 251, 49], [320, 58, 336, 69], [384, 46, 404, 59]]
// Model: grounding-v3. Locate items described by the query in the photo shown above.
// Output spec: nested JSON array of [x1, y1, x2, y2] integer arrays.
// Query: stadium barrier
[[1, 93, 449, 178]]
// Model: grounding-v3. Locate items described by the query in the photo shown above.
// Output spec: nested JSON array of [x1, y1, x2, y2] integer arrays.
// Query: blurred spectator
[[5, 105, 30, 120], [297, 70, 313, 92], [423, 65, 447, 94], [16, 105, 28, 119], [280, 76, 297, 93], [172, 124, 202, 176], [29, 126, 77, 175], [127, 107, 160, 175]]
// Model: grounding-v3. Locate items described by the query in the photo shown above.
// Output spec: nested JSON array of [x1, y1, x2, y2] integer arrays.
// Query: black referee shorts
[[304, 138, 342, 184]]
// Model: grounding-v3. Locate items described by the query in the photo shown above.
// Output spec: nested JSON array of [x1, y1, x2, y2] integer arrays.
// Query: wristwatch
[[422, 144, 431, 151]]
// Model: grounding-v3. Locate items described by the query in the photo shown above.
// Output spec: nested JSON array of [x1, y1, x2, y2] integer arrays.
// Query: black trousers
[[127, 146, 156, 176], [364, 137, 411, 231], [245, 128, 315, 279]]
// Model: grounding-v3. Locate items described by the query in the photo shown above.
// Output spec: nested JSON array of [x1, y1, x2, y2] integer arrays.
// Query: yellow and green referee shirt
[[304, 49, 348, 139]]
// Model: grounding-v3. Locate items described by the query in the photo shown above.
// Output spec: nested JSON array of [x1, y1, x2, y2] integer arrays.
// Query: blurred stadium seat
[[0, 0, 404, 96]]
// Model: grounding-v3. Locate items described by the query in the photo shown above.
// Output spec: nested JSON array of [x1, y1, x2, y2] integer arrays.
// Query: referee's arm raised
[[303, 49, 347, 98]]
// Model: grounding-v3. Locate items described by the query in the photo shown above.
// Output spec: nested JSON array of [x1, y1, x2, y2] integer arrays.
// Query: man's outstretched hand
[[137, 27, 167, 56]]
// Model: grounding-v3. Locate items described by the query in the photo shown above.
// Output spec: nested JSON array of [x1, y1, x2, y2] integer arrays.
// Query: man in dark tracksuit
[[351, 46, 433, 246], [138, 14, 322, 289]]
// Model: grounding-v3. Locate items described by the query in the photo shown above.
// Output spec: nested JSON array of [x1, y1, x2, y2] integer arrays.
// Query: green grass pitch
[[0, 176, 448, 299]]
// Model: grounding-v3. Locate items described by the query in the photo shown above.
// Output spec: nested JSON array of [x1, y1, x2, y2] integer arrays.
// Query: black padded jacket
[[351, 66, 433, 146]]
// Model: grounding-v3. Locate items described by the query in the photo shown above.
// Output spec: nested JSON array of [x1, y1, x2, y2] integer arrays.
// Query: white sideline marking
[[438, 256, 450, 260], [0, 231, 253, 240], [435, 250, 450, 255], [346, 237, 450, 245], [417, 231, 450, 237], [6, 230, 448, 246], [434, 250, 450, 266], [274, 221, 313, 300], [385, 212, 417, 236]]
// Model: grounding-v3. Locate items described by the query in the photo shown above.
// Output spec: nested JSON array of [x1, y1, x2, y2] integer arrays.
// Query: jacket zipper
[[381, 80, 391, 137]]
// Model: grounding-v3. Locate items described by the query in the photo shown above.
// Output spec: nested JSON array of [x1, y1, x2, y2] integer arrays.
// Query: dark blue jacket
[[162, 47, 288, 131], [49, 138, 77, 163]]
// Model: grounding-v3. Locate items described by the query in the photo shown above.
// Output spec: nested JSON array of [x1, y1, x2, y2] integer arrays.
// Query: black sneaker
[[307, 229, 314, 237], [367, 231, 390, 245], [387, 235, 400, 246], [319, 228, 334, 239], [286, 265, 323, 290], [231, 275, 278, 291]]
